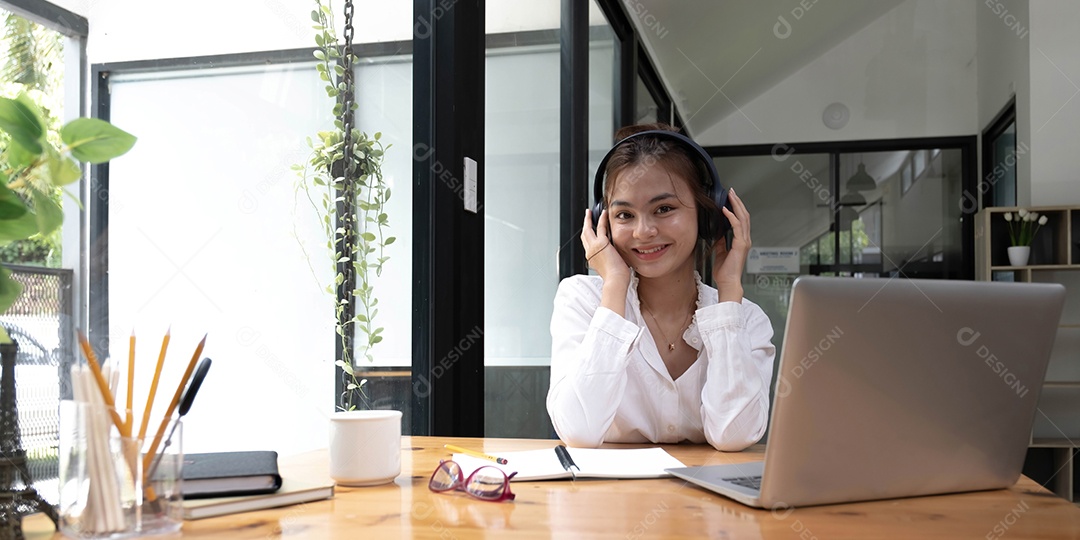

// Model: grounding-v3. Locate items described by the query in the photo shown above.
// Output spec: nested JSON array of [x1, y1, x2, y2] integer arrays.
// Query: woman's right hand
[[583, 208, 630, 283]]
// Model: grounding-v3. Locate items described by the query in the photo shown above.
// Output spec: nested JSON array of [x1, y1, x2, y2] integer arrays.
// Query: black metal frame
[[707, 136, 978, 280], [595, 0, 678, 129], [412, 0, 485, 436], [981, 97, 1018, 209], [596, 0, 636, 128], [0, 0, 87, 36], [637, 46, 678, 127], [558, 0, 589, 281], [87, 70, 110, 357]]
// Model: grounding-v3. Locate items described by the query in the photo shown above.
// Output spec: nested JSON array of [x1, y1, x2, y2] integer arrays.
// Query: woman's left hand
[[712, 188, 751, 303]]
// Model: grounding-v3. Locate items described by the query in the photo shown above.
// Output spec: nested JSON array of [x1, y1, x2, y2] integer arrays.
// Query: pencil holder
[[57, 400, 183, 539]]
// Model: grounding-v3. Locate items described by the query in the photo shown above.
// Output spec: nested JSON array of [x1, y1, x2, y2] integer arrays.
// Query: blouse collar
[[628, 270, 715, 352]]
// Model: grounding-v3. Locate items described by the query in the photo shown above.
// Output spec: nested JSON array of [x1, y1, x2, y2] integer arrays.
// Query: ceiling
[[627, 0, 902, 138], [620, 1, 918, 249]]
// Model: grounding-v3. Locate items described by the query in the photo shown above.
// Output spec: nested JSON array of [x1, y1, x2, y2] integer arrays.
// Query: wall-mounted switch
[[464, 157, 478, 214]]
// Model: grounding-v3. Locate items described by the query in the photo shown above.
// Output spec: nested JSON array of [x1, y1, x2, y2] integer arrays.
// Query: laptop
[[666, 275, 1066, 508]]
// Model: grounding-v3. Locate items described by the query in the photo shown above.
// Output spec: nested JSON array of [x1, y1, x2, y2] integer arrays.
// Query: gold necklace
[[640, 300, 695, 352]]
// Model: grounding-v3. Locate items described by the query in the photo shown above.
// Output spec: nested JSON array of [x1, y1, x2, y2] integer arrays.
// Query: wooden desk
[[24, 436, 1080, 538]]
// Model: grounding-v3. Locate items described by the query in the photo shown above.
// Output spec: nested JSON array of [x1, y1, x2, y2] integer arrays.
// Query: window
[[100, 46, 412, 455], [0, 1, 88, 506], [981, 100, 1019, 208]]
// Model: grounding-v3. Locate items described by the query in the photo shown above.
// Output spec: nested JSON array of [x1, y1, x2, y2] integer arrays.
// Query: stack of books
[[179, 451, 334, 520]]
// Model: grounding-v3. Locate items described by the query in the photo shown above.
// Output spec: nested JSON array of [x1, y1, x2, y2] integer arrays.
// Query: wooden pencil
[[142, 334, 207, 474], [126, 330, 135, 434], [138, 328, 171, 440]]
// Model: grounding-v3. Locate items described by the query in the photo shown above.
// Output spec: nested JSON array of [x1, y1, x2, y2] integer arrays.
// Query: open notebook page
[[451, 447, 686, 481]]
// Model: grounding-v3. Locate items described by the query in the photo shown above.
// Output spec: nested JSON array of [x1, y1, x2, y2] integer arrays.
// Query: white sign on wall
[[746, 247, 800, 274]]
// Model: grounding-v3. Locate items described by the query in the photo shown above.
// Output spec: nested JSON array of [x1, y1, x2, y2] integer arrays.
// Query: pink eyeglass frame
[[428, 459, 517, 502]]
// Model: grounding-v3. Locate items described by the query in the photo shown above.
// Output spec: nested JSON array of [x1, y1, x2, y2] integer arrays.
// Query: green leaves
[[61, 117, 137, 163], [0, 91, 136, 329], [0, 266, 24, 317], [0, 209, 37, 244], [31, 188, 63, 237], [0, 182, 28, 220], [0, 95, 45, 154], [335, 359, 355, 376], [45, 147, 83, 186]]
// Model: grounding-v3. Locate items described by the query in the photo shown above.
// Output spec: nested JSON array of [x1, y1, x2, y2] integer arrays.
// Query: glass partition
[[713, 151, 832, 406], [833, 149, 964, 279], [713, 144, 966, 439], [484, 38, 562, 437], [483, 1, 615, 438], [104, 54, 412, 455], [636, 74, 659, 124]]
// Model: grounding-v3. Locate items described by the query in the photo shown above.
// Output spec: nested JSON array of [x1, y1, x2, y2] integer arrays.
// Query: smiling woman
[[546, 123, 776, 452]]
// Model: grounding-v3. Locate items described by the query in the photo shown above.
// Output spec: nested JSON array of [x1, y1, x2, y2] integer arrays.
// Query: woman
[[546, 123, 775, 452]]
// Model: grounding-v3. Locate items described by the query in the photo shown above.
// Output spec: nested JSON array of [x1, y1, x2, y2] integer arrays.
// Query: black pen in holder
[[148, 358, 211, 487]]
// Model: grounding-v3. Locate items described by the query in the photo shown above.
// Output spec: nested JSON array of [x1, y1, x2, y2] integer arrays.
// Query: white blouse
[[546, 272, 776, 451]]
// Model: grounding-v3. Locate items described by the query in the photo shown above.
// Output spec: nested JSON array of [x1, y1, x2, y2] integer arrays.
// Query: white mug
[[328, 410, 402, 486]]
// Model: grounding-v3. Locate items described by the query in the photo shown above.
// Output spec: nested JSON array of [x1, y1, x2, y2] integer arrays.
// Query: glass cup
[[57, 400, 183, 538]]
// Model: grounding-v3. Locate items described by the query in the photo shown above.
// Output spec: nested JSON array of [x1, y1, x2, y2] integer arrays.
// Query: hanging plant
[[294, 0, 393, 410]]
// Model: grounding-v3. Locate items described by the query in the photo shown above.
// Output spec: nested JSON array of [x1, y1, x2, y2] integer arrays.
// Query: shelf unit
[[975, 205, 1080, 502]]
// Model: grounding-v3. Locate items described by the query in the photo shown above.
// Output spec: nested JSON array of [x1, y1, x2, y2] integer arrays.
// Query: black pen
[[147, 357, 211, 481], [555, 444, 579, 480]]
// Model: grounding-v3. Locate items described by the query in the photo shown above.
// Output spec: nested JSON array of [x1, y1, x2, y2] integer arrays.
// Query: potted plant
[[295, 0, 394, 411], [0, 92, 135, 532], [1003, 209, 1048, 266]]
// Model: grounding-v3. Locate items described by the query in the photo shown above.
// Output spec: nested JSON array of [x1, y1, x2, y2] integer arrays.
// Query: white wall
[[976, 0, 1030, 206], [1029, 1, 1080, 206], [974, 0, 1080, 208], [696, 1, 977, 147]]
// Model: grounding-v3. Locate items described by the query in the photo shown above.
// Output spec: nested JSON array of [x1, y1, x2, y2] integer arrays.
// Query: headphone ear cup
[[698, 206, 716, 241], [714, 185, 731, 238], [592, 202, 604, 232]]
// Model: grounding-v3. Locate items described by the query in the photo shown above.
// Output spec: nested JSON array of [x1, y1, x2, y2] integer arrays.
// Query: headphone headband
[[592, 130, 722, 205]]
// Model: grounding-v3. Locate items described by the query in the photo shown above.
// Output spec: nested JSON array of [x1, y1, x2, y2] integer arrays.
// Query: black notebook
[[181, 451, 283, 499]]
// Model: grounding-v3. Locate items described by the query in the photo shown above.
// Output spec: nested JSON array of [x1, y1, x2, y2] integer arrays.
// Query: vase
[[1007, 245, 1030, 267], [329, 410, 402, 486]]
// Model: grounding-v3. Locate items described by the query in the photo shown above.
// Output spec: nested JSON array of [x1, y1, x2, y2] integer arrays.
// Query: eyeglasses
[[428, 460, 517, 502]]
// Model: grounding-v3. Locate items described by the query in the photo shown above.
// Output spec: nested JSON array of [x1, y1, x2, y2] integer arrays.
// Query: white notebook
[[451, 447, 686, 481], [181, 477, 334, 520]]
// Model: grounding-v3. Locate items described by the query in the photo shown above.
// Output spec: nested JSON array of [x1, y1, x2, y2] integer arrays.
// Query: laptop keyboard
[[723, 475, 762, 491]]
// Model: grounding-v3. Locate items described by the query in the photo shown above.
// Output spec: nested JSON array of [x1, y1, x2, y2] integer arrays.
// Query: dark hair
[[602, 123, 721, 243]]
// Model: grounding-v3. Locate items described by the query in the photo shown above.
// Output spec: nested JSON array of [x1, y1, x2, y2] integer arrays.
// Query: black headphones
[[592, 129, 730, 241]]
